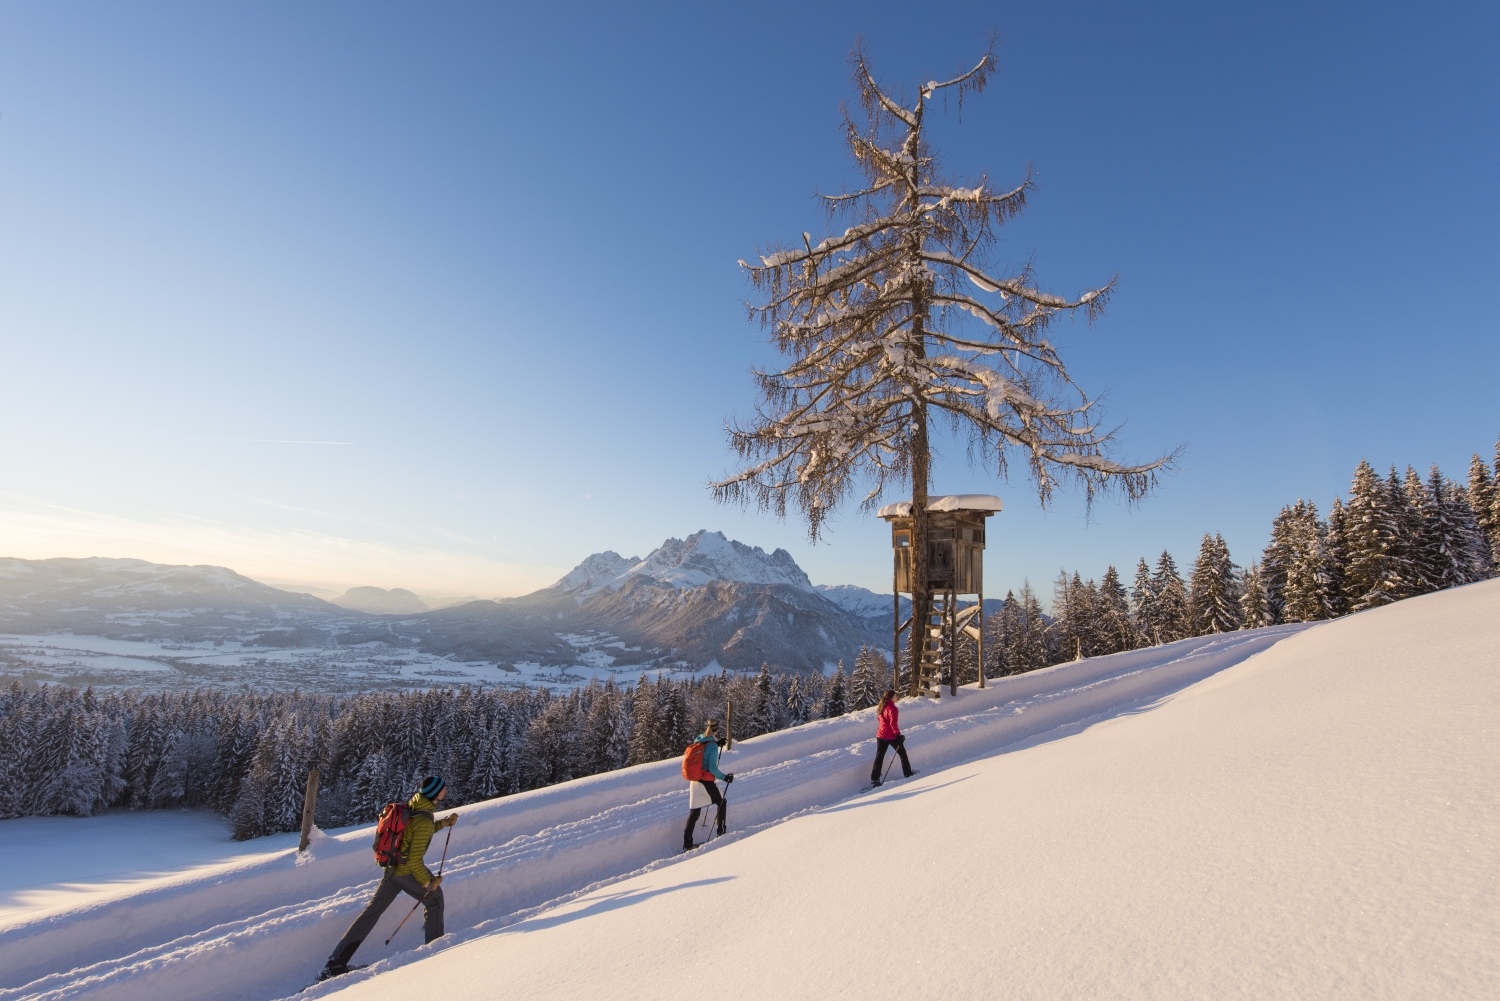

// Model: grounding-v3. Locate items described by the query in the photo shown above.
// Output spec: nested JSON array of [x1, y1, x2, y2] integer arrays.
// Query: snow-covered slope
[[0, 622, 1309, 1001], [7, 580, 1495, 1001], [322, 579, 1500, 1001], [550, 531, 812, 594]]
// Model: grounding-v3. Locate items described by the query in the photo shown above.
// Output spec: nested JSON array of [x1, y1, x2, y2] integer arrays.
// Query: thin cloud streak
[[158, 437, 356, 445]]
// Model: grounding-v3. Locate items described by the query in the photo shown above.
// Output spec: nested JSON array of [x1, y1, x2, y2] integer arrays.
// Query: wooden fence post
[[299, 768, 320, 852]]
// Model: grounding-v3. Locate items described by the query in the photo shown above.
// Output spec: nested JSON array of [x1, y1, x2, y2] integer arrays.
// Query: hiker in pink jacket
[[871, 689, 915, 786]]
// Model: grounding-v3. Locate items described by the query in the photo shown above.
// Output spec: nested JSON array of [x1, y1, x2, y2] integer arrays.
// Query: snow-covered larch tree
[[714, 40, 1174, 686]]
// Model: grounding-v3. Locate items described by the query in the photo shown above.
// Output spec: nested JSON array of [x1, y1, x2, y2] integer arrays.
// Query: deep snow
[[319, 579, 1499, 1001], [4, 580, 1496, 1000], [0, 813, 301, 922]]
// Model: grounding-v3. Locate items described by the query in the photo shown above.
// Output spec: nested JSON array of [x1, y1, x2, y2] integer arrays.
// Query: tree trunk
[[906, 274, 931, 695], [907, 437, 930, 695]]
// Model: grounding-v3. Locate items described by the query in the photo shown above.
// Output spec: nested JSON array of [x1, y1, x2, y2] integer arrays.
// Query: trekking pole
[[881, 756, 896, 784], [384, 820, 454, 947]]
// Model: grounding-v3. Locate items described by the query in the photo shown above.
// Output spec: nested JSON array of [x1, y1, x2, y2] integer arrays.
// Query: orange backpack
[[682, 740, 713, 782]]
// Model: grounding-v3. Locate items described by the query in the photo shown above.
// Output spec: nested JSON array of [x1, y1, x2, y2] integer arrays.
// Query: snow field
[[0, 624, 1307, 1001], [323, 578, 1500, 1001], [0, 812, 300, 922]]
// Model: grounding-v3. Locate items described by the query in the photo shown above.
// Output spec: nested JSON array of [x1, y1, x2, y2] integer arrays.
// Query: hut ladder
[[917, 597, 983, 697]]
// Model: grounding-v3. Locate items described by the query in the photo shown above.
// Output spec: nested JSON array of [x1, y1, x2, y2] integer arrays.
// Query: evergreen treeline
[[4, 444, 1496, 836], [0, 656, 894, 836], [970, 447, 1499, 677]]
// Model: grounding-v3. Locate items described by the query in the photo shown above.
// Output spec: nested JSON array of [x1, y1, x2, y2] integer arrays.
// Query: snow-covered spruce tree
[[1401, 467, 1437, 596], [1096, 565, 1135, 655], [581, 681, 630, 775], [784, 676, 810, 725], [1342, 460, 1410, 610], [626, 674, 662, 766], [1280, 503, 1337, 623], [1188, 533, 1240, 635], [1467, 452, 1498, 564], [749, 662, 779, 736], [1003, 580, 1053, 671], [823, 663, 848, 717], [1130, 558, 1157, 644], [1150, 552, 1189, 643], [1261, 504, 1302, 624], [1424, 465, 1493, 588], [984, 592, 1015, 675], [1389, 467, 1425, 600], [715, 41, 1171, 695], [848, 647, 882, 710], [953, 623, 981, 685], [1491, 435, 1500, 559], [1238, 563, 1272, 629], [1323, 498, 1350, 618]]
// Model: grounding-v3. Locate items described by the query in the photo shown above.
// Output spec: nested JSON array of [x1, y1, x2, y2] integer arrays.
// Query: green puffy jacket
[[393, 793, 446, 886]]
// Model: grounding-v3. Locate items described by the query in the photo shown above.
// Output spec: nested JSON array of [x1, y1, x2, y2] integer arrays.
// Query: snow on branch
[[717, 39, 1172, 538]]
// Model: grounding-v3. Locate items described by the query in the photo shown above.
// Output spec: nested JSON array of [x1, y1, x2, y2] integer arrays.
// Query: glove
[[725, 773, 735, 784], [427, 875, 443, 890], [441, 814, 457, 829]]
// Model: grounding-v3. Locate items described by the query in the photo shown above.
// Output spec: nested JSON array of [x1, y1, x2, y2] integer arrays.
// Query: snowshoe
[[314, 963, 365, 984]]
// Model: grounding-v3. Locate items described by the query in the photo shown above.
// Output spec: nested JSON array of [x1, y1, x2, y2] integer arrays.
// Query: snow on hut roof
[[877, 494, 1003, 518]]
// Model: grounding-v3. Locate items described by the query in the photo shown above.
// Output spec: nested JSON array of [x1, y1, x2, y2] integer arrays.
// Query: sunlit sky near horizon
[[2, 1, 1497, 603]]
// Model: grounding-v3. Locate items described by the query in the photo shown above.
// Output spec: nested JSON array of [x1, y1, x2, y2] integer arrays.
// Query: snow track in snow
[[0, 625, 1307, 1001]]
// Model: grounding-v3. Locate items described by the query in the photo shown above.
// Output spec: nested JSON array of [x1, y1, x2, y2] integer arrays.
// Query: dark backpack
[[372, 803, 432, 868]]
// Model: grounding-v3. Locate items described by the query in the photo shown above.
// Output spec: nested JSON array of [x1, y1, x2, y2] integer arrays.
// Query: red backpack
[[682, 740, 713, 782], [372, 802, 431, 868]]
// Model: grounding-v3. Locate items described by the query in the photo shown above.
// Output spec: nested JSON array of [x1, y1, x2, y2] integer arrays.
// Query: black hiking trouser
[[326, 871, 444, 968], [872, 735, 913, 782], [684, 780, 725, 847]]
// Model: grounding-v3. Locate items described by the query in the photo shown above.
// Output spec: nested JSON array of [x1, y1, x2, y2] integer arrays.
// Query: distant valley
[[0, 531, 901, 693]]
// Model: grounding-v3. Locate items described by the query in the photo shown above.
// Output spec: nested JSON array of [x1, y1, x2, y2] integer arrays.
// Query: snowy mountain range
[[547, 530, 814, 594], [0, 535, 897, 690]]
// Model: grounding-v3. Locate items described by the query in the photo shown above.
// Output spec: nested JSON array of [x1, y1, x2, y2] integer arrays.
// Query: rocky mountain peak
[[550, 530, 813, 595]]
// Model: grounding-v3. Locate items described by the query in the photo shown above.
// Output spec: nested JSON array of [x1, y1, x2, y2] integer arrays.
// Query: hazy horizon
[[3, 1, 1496, 601]]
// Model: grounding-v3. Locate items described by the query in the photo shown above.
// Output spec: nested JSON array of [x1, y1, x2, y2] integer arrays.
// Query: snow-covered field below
[[4, 578, 1496, 1000], [0, 632, 680, 694], [0, 812, 302, 923]]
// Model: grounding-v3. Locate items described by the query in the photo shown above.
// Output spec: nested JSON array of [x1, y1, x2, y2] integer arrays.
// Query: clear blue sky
[[1, 1, 1496, 601]]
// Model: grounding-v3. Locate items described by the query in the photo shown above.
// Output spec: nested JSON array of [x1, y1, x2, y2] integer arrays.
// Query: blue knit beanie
[[419, 775, 446, 799]]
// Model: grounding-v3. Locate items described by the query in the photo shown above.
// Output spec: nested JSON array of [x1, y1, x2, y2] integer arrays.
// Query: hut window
[[895, 532, 910, 547]]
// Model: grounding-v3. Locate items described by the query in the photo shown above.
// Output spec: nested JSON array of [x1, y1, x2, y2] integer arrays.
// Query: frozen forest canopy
[[983, 445, 1500, 672], [0, 657, 891, 837], [3, 438, 1496, 834], [712, 38, 1174, 691]]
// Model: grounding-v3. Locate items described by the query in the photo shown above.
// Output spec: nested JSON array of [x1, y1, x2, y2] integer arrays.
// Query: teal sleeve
[[702, 740, 728, 781]]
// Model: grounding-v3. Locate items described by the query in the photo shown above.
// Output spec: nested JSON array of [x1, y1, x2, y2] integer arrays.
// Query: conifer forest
[[3, 444, 1496, 836]]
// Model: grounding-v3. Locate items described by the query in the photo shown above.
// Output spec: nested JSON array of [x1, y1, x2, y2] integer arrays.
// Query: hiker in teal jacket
[[683, 720, 733, 850]]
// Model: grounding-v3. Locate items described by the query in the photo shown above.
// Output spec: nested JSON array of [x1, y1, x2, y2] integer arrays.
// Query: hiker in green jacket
[[320, 776, 458, 982]]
